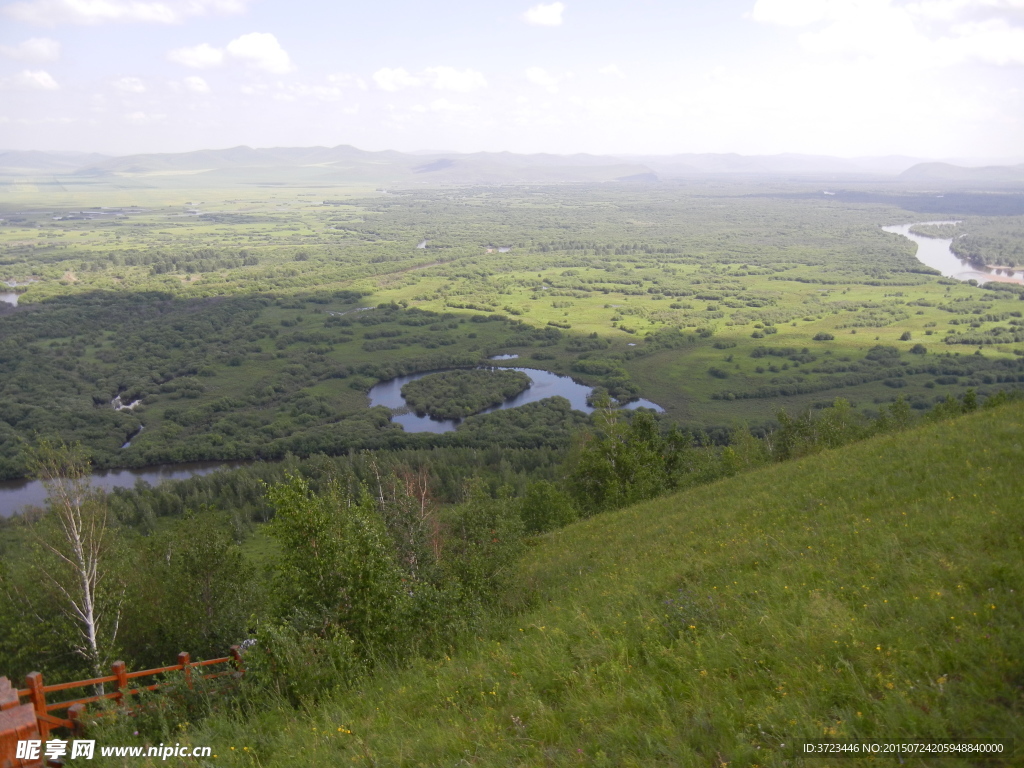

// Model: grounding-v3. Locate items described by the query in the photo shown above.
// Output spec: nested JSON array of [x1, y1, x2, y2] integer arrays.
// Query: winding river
[[885, 223, 1024, 285], [368, 366, 664, 434], [2, 222, 1012, 516], [0, 367, 663, 516], [0, 462, 245, 518]]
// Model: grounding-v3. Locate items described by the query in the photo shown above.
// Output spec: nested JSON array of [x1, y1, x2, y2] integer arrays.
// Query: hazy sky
[[1, 0, 1022, 158]]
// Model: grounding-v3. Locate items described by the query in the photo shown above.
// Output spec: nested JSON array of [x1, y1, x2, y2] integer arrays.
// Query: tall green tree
[[566, 403, 668, 514], [266, 475, 407, 659], [116, 513, 257, 668], [439, 479, 523, 605]]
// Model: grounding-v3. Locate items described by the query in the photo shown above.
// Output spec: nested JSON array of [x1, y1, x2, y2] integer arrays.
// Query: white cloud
[[168, 33, 293, 73], [948, 18, 1024, 64], [598, 64, 625, 78], [0, 37, 60, 62], [752, 0, 1024, 68], [328, 72, 368, 90], [411, 98, 475, 113], [124, 110, 164, 124], [906, 0, 1024, 22], [285, 82, 345, 101], [183, 75, 209, 92], [113, 76, 146, 92], [796, 3, 925, 61], [749, 0, 831, 27], [373, 67, 421, 91], [423, 66, 487, 92], [168, 42, 224, 68], [3, 0, 249, 25], [373, 66, 487, 93], [751, 0, 1024, 29], [523, 1, 565, 26], [225, 32, 294, 73], [0, 69, 59, 89], [525, 66, 560, 92]]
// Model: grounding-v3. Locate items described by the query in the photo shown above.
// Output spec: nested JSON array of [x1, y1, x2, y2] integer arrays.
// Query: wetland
[[1, 180, 1023, 487]]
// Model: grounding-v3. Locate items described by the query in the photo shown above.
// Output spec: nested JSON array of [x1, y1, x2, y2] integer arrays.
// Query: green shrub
[[243, 622, 358, 708], [519, 480, 578, 534]]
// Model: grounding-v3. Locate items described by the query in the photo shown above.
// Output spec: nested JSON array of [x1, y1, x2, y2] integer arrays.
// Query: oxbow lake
[[885, 223, 1024, 285], [368, 366, 664, 434], [0, 368, 663, 516]]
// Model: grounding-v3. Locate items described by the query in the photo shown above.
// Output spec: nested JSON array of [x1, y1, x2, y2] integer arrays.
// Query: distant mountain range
[[625, 153, 928, 177], [1, 146, 1021, 186], [897, 162, 1024, 184], [0, 150, 112, 172]]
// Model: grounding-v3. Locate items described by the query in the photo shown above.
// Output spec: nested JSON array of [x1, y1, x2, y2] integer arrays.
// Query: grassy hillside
[[126, 402, 1024, 767]]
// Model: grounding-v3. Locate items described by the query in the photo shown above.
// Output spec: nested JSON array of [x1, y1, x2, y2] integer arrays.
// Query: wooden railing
[[2, 647, 243, 747]]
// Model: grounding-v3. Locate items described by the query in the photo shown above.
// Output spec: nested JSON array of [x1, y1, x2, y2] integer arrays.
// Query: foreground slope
[[165, 405, 1024, 766]]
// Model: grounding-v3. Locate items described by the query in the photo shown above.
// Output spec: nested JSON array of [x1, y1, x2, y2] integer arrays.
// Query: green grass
[[125, 402, 1024, 767]]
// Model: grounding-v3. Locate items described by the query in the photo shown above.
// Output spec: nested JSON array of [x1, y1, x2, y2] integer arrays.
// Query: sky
[[1, 0, 1023, 159]]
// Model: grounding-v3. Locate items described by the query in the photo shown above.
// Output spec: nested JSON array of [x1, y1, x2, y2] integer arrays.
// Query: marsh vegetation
[[3, 182, 1023, 487]]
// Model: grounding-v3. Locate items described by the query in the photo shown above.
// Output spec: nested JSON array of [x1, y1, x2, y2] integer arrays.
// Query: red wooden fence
[[0, 648, 243, 768]]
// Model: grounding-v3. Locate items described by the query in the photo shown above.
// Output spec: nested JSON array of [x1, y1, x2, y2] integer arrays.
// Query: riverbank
[[0, 461, 246, 518], [885, 222, 1024, 286]]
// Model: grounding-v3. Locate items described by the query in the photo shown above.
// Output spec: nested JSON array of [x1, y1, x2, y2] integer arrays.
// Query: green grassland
[[112, 399, 1024, 767], [2, 179, 1024, 478]]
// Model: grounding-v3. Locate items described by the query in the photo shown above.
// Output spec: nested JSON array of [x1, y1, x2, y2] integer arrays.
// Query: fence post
[[0, 677, 18, 711], [229, 645, 244, 676], [25, 672, 48, 741], [178, 653, 192, 690], [68, 702, 86, 736], [112, 661, 128, 706]]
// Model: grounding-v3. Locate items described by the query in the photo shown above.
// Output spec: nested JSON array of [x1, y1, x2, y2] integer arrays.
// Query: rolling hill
[[169, 402, 1024, 767]]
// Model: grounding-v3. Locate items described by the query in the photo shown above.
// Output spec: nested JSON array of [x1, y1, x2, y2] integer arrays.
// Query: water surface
[[885, 223, 1024, 285], [0, 462, 243, 518], [368, 367, 663, 434], [1, 369, 664, 514]]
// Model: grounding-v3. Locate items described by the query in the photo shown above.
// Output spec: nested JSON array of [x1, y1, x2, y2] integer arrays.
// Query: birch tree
[[28, 440, 124, 682]]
